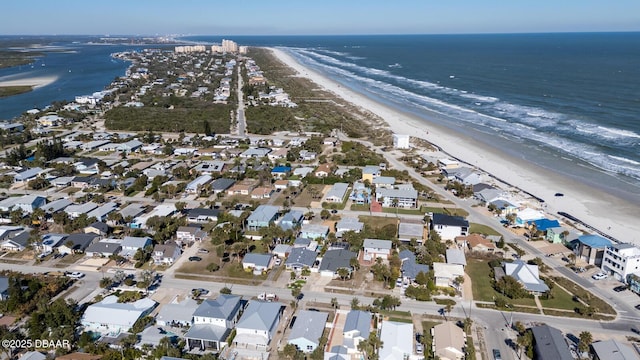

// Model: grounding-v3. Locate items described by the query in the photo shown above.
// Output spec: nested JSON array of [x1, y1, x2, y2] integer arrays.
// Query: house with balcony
[[185, 294, 245, 352], [430, 213, 469, 240], [602, 243, 640, 282], [233, 300, 284, 351], [246, 205, 279, 231]]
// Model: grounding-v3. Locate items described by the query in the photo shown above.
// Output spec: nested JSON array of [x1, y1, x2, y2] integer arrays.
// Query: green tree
[[577, 331, 593, 358]]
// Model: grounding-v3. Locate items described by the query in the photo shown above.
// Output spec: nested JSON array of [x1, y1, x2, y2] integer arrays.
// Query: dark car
[[554, 192, 564, 197], [635, 304, 640, 310], [614, 285, 628, 292], [188, 256, 202, 262], [331, 209, 338, 214], [632, 326, 640, 335]]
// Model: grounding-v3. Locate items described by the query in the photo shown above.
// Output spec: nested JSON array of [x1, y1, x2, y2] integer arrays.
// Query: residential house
[[293, 237, 319, 251], [152, 241, 181, 265], [288, 310, 328, 353], [85, 238, 122, 258], [226, 183, 254, 196], [271, 166, 291, 179], [246, 205, 279, 231], [240, 147, 271, 158], [176, 226, 207, 245], [361, 166, 380, 183], [446, 248, 467, 267], [185, 294, 245, 351], [501, 260, 550, 294], [13, 195, 46, 214], [233, 300, 284, 351], [546, 226, 568, 244], [18, 352, 46, 360], [65, 202, 99, 219], [274, 179, 289, 190], [349, 182, 371, 205], [298, 150, 316, 161], [156, 296, 199, 327], [185, 175, 213, 194], [325, 183, 349, 203], [119, 236, 153, 258], [285, 248, 317, 272], [242, 253, 273, 274], [362, 239, 393, 262], [84, 221, 110, 237], [314, 164, 332, 178], [430, 213, 469, 240], [279, 210, 304, 231], [515, 208, 546, 227], [399, 250, 430, 284], [378, 320, 413, 360], [272, 244, 292, 258], [57, 233, 100, 254], [335, 217, 364, 238], [591, 340, 640, 360], [372, 176, 395, 189], [186, 208, 219, 224], [342, 310, 372, 353], [118, 203, 146, 223], [293, 167, 314, 178], [131, 204, 176, 229], [300, 224, 329, 240], [398, 221, 426, 244], [0, 229, 31, 252], [210, 178, 235, 194], [13, 167, 44, 184], [433, 322, 465, 360], [457, 233, 496, 253], [319, 249, 357, 277], [575, 234, 612, 266], [376, 185, 418, 208], [392, 134, 410, 149], [81, 295, 157, 336], [530, 325, 573, 360], [43, 198, 72, 215], [250, 187, 273, 199], [433, 262, 465, 288], [602, 243, 640, 282], [40, 233, 66, 253]]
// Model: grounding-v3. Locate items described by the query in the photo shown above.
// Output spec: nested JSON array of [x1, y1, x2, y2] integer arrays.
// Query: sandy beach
[[0, 75, 58, 89], [268, 47, 640, 244]]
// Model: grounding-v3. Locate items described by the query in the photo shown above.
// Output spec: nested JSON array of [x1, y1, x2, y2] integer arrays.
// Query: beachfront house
[[376, 185, 418, 208], [575, 234, 612, 266], [602, 243, 640, 282]]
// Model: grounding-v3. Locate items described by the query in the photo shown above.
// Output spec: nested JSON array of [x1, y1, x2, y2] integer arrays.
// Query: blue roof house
[[271, 166, 291, 179], [279, 210, 304, 231], [246, 205, 280, 231], [575, 234, 612, 266]]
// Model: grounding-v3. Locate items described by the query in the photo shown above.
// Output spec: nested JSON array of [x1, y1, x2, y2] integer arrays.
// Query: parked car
[[275, 258, 282, 266], [415, 342, 424, 355], [635, 304, 640, 310], [191, 288, 209, 297], [66, 271, 85, 279], [189, 256, 202, 262], [613, 285, 628, 292], [492, 349, 502, 360], [592, 272, 608, 280], [197, 248, 209, 254]]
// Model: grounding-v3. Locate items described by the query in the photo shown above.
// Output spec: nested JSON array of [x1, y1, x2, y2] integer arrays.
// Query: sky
[[2, 0, 639, 36]]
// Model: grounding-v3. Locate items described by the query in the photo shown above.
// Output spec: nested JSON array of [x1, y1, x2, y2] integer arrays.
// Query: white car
[[592, 272, 608, 280], [66, 271, 85, 279], [275, 258, 282, 266]]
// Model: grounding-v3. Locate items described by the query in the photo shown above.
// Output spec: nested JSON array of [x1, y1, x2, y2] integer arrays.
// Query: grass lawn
[[350, 204, 369, 212], [358, 215, 399, 236], [382, 207, 424, 215], [538, 284, 578, 311], [424, 207, 469, 217], [465, 258, 536, 307], [295, 184, 325, 208], [550, 276, 615, 315], [469, 223, 501, 236]]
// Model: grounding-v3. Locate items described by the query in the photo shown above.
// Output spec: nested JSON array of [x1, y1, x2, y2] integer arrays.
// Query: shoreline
[[0, 75, 58, 90], [267, 46, 640, 244]]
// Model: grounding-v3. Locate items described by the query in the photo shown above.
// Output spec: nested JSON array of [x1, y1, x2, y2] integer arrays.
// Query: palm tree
[[577, 331, 593, 358], [331, 297, 339, 311]]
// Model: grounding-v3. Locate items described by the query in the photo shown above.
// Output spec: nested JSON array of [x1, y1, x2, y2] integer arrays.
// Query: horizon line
[[2, 30, 640, 38]]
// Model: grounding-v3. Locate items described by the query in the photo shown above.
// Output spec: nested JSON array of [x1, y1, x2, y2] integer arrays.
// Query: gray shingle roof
[[343, 310, 371, 338], [288, 310, 328, 345], [286, 247, 317, 268], [193, 294, 242, 321], [236, 300, 283, 332], [319, 249, 356, 272], [531, 325, 573, 360]]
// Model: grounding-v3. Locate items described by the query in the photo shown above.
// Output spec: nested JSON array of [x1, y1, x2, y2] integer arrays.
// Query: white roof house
[[132, 204, 176, 229], [379, 320, 413, 360], [433, 262, 465, 288], [325, 182, 349, 203], [81, 295, 156, 336], [186, 175, 213, 193]]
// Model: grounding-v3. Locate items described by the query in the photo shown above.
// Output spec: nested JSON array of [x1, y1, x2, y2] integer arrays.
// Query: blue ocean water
[[186, 33, 640, 201], [1, 34, 639, 202], [0, 36, 151, 118]]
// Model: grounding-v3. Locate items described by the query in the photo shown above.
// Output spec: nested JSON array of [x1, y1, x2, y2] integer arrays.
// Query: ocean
[[186, 33, 640, 202], [1, 33, 639, 202]]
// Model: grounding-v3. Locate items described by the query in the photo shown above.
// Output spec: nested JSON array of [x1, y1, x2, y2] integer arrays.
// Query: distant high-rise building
[[174, 45, 206, 53], [211, 39, 240, 53]]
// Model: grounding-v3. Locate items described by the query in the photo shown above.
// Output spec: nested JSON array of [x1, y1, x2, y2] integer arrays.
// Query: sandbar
[[268, 47, 640, 244], [0, 75, 58, 89]]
